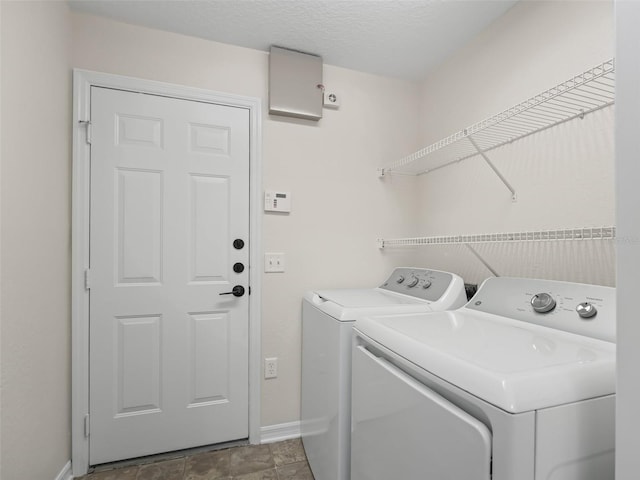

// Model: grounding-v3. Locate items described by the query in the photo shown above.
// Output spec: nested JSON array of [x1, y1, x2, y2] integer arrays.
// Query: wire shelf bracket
[[465, 244, 501, 277], [467, 135, 517, 201]]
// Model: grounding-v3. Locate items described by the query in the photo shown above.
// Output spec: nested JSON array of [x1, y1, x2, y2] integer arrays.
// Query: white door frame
[[71, 69, 262, 476]]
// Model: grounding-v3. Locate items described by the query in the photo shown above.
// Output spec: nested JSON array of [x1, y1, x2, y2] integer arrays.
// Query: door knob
[[219, 285, 245, 297]]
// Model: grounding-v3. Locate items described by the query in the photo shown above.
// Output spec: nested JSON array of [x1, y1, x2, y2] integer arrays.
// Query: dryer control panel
[[465, 277, 616, 343], [379, 268, 458, 303]]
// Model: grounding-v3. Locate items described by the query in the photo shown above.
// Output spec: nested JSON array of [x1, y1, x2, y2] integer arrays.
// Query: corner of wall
[[1, 1, 73, 478]]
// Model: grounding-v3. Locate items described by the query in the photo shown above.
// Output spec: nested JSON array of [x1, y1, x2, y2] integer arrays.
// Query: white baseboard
[[260, 421, 301, 444], [54, 461, 73, 480]]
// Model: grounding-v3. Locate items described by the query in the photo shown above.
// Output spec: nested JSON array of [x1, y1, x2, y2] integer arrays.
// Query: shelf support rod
[[468, 135, 517, 202], [465, 244, 500, 277]]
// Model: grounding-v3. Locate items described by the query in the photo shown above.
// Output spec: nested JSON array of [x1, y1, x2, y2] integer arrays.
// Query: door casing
[[71, 69, 263, 476]]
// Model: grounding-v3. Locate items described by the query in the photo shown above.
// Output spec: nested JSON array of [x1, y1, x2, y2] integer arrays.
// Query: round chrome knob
[[576, 302, 597, 319], [422, 280, 432, 289], [407, 277, 419, 287], [531, 293, 556, 313], [396, 276, 405, 284]]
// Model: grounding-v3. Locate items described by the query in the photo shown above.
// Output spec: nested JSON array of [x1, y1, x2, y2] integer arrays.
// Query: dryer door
[[351, 343, 492, 480]]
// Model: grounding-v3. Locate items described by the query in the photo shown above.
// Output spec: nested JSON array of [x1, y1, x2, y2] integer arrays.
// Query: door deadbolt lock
[[233, 262, 245, 273], [220, 285, 245, 297]]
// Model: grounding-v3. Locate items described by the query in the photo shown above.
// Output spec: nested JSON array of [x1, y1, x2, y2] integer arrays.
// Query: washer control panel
[[379, 268, 455, 302], [466, 277, 615, 342]]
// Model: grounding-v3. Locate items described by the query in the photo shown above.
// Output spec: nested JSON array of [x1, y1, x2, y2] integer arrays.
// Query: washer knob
[[407, 277, 419, 287], [422, 280, 432, 289], [531, 293, 556, 313], [396, 276, 405, 284], [576, 302, 597, 319]]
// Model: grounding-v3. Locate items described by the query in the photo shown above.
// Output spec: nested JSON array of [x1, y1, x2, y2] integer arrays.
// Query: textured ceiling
[[68, 0, 519, 81]]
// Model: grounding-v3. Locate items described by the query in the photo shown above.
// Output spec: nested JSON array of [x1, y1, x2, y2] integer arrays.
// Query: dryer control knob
[[576, 302, 597, 319], [396, 276, 405, 284], [422, 280, 432, 289], [531, 293, 556, 313], [407, 277, 419, 287]]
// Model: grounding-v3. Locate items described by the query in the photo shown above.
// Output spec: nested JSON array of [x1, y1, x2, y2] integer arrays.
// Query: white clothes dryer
[[301, 267, 466, 480], [351, 276, 616, 480]]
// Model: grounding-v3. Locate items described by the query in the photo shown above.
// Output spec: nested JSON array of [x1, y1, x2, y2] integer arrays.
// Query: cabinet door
[[351, 344, 492, 480]]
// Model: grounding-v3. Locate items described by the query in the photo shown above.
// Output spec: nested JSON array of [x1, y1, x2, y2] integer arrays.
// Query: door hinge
[[80, 120, 92, 145], [84, 269, 91, 290], [84, 414, 90, 437]]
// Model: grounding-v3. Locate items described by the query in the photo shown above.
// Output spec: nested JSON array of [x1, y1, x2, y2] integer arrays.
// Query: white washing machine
[[351, 276, 616, 480], [301, 267, 466, 480]]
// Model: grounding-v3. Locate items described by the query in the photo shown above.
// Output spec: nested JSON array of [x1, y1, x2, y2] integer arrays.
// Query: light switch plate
[[265, 252, 285, 273]]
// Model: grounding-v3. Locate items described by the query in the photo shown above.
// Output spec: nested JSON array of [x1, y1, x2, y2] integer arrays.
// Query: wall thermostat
[[264, 191, 291, 213]]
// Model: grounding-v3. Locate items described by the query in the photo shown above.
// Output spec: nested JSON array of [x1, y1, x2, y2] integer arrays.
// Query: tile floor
[[78, 439, 314, 480]]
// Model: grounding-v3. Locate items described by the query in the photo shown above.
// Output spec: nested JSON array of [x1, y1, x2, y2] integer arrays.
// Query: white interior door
[[88, 86, 250, 465]]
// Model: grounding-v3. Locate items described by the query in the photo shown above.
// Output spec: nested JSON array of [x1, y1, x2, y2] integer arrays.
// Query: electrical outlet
[[264, 252, 285, 273], [265, 357, 278, 379]]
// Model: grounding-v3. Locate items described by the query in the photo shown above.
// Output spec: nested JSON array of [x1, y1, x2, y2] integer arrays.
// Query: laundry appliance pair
[[301, 268, 616, 480]]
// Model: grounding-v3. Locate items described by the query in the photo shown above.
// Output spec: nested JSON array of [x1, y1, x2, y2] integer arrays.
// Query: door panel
[[188, 311, 230, 406], [115, 315, 162, 415], [189, 175, 229, 282], [89, 86, 250, 465], [116, 168, 163, 285]]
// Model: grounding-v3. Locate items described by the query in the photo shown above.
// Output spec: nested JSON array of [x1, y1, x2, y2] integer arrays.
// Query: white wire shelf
[[379, 59, 615, 177], [377, 226, 616, 249]]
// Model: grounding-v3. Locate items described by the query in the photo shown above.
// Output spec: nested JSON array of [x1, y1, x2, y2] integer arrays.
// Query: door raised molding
[[71, 69, 262, 476]]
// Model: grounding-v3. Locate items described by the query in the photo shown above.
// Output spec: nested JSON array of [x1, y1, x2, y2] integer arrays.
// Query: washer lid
[[315, 289, 429, 308], [354, 309, 616, 413], [306, 289, 432, 322]]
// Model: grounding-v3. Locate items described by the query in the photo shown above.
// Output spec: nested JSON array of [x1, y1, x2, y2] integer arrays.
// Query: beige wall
[[408, 0, 615, 286], [71, 12, 421, 428], [0, 1, 72, 479]]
